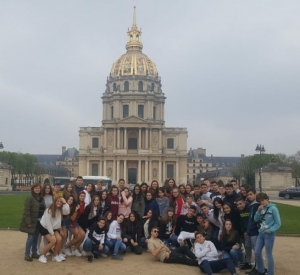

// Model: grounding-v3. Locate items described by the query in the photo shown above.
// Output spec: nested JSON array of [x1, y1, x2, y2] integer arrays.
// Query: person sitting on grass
[[147, 227, 198, 266], [194, 232, 239, 275], [38, 197, 70, 264], [83, 217, 109, 262]]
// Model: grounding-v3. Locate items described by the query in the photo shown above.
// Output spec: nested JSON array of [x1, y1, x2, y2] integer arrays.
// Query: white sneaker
[[81, 250, 87, 256], [63, 248, 72, 256], [46, 252, 51, 256], [38, 255, 47, 264], [100, 253, 107, 258], [72, 249, 82, 257], [52, 255, 62, 262], [58, 253, 66, 261]]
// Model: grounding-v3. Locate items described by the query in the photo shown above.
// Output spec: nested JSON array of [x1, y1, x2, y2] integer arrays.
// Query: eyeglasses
[[153, 230, 159, 233]]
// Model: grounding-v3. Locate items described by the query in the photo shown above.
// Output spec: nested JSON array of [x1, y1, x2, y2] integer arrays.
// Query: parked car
[[278, 187, 300, 199]]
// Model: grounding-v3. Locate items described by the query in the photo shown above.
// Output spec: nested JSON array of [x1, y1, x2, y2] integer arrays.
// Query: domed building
[[79, 7, 187, 185]]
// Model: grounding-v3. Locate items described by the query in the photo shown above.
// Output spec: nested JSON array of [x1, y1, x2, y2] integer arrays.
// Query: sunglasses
[[153, 230, 159, 233]]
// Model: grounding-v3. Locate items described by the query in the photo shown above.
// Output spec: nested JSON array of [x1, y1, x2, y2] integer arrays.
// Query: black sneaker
[[24, 255, 33, 262], [87, 255, 93, 262], [92, 252, 99, 259], [241, 263, 252, 270], [31, 254, 40, 259]]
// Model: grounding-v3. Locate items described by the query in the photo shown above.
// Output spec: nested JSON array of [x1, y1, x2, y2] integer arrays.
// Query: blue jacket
[[144, 199, 160, 217], [246, 200, 259, 236], [254, 203, 281, 234]]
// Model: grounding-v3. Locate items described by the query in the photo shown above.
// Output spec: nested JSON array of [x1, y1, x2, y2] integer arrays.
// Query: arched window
[[124, 81, 129, 92], [138, 81, 143, 92], [113, 83, 117, 91], [151, 83, 155, 91]]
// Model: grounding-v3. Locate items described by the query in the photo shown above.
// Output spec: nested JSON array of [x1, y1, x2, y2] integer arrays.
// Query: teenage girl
[[156, 187, 170, 217], [63, 195, 85, 257], [131, 184, 145, 220], [99, 190, 110, 217], [118, 187, 132, 218], [108, 185, 119, 220], [144, 191, 160, 217], [170, 188, 184, 218], [104, 211, 113, 230], [141, 209, 159, 247], [159, 207, 177, 248], [63, 183, 78, 202], [140, 182, 149, 197], [41, 183, 54, 208], [223, 202, 241, 234], [148, 180, 159, 198], [79, 195, 101, 232], [38, 197, 70, 264], [84, 183, 96, 206], [185, 183, 194, 196]]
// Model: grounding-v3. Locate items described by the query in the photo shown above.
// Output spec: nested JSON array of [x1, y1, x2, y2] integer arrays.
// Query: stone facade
[[255, 162, 293, 191], [0, 162, 12, 191], [78, 7, 187, 185]]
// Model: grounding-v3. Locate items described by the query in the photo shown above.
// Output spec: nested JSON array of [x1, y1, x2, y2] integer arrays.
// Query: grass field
[[0, 194, 299, 234]]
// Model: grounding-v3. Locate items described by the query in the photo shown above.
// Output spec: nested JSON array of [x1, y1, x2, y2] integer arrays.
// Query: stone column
[[138, 160, 141, 183], [124, 128, 127, 149], [113, 160, 116, 181], [176, 161, 179, 182], [162, 161, 166, 182], [99, 160, 102, 175], [149, 129, 152, 148], [149, 160, 152, 181], [114, 128, 117, 148], [145, 160, 148, 182], [103, 160, 106, 177], [86, 160, 90, 176], [138, 128, 142, 149], [158, 160, 162, 184], [104, 129, 107, 148], [124, 160, 127, 183], [117, 160, 120, 180], [159, 129, 162, 149], [145, 129, 148, 149], [117, 128, 120, 149]]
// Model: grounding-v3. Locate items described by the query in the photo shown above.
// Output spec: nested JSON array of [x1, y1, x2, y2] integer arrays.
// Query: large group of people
[[20, 177, 281, 275]]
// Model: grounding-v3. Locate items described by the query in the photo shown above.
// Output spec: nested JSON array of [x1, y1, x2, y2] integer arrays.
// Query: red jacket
[[108, 195, 119, 220]]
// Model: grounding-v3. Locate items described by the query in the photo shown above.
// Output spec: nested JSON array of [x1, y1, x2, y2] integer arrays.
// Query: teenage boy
[[243, 188, 259, 272], [175, 206, 198, 245], [236, 198, 252, 269], [118, 179, 126, 194], [53, 183, 62, 198], [210, 181, 221, 201], [74, 176, 85, 194], [231, 179, 240, 194], [147, 227, 198, 266], [223, 183, 239, 207], [193, 184, 202, 202], [194, 232, 239, 275]]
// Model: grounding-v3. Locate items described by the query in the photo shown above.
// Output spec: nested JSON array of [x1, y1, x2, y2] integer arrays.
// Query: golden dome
[[110, 7, 159, 78]]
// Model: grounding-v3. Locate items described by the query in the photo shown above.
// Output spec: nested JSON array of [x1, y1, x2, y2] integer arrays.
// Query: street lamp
[[0, 142, 4, 149], [255, 144, 265, 193]]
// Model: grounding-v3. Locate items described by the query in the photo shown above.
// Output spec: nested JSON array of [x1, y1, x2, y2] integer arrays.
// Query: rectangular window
[[153, 106, 156, 120], [123, 105, 129, 118], [138, 105, 144, 118], [167, 164, 174, 179], [91, 164, 98, 176], [111, 106, 114, 119], [167, 138, 174, 149], [92, 137, 99, 148]]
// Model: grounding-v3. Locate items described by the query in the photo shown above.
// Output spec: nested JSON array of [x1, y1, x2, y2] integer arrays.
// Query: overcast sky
[[1, 0, 300, 157]]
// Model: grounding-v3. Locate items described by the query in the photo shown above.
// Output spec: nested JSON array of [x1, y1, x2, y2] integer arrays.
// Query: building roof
[[197, 168, 233, 179], [0, 162, 11, 169], [36, 163, 70, 177], [57, 147, 79, 161], [34, 154, 60, 165]]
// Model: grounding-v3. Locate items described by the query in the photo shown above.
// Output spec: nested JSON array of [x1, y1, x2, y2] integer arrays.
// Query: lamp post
[[255, 144, 265, 193], [0, 142, 4, 150]]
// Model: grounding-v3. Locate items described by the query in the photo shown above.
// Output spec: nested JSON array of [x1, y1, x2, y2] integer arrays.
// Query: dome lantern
[[126, 6, 143, 52]]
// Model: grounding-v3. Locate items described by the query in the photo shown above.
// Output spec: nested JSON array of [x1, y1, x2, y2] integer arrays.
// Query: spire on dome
[[126, 6, 143, 52]]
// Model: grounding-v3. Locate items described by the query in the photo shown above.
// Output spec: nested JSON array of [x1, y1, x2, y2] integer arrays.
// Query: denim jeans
[[255, 232, 275, 275], [105, 239, 126, 255], [25, 223, 39, 256], [200, 258, 236, 275], [162, 235, 178, 247], [83, 238, 109, 254], [222, 248, 243, 267]]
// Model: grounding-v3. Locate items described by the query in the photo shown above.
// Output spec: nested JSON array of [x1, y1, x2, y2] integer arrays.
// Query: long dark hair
[[124, 212, 140, 233], [104, 211, 113, 230], [221, 219, 237, 242], [66, 195, 77, 216], [88, 195, 101, 219], [149, 180, 159, 198], [161, 208, 176, 226], [132, 184, 143, 202], [86, 182, 96, 198], [213, 197, 224, 220], [145, 210, 159, 236], [120, 187, 131, 204], [41, 183, 53, 197]]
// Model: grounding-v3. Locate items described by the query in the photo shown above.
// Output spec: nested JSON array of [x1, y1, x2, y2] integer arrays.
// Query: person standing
[[252, 193, 281, 275], [20, 184, 46, 262], [74, 176, 85, 195]]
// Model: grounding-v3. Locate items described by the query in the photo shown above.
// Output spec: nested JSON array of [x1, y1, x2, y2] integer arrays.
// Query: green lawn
[[0, 194, 299, 234]]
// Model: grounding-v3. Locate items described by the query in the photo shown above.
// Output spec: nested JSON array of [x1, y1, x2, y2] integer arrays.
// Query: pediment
[[119, 116, 148, 124]]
